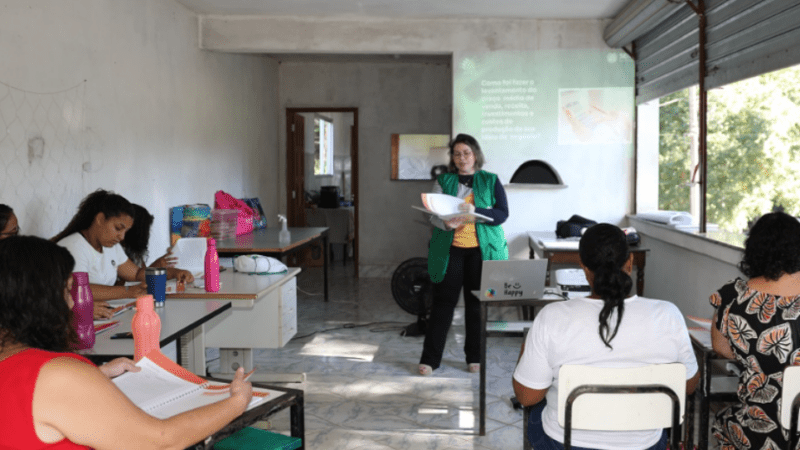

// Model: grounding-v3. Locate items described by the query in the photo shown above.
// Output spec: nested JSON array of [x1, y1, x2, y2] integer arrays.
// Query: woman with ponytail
[[512, 223, 699, 450]]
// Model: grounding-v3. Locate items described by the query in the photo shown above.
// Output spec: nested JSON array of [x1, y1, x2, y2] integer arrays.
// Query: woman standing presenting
[[710, 211, 800, 450], [418, 133, 509, 376]]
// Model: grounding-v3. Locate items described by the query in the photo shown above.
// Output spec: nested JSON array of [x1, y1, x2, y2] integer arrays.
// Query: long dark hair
[[579, 224, 633, 349], [739, 211, 800, 280], [0, 204, 13, 231], [52, 189, 135, 242], [0, 236, 78, 352], [122, 204, 154, 267], [447, 133, 485, 173]]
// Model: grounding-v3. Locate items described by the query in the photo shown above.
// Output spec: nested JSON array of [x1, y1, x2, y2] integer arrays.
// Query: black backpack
[[555, 215, 598, 238]]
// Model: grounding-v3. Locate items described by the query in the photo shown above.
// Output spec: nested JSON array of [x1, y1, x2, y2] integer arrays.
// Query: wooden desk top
[[168, 268, 301, 300], [216, 227, 328, 254]]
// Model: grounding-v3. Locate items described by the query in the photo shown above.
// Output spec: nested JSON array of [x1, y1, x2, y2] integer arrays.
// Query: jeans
[[526, 401, 668, 450]]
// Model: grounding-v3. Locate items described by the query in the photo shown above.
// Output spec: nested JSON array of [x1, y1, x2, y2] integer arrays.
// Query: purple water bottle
[[70, 272, 95, 350]]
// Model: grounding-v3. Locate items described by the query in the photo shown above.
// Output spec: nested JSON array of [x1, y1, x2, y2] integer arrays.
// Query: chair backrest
[[557, 363, 687, 432], [780, 365, 800, 450]]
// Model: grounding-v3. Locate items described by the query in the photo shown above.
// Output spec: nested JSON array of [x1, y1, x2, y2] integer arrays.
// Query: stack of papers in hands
[[412, 193, 493, 223]]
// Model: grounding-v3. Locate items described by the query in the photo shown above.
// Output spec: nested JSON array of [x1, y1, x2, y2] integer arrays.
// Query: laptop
[[479, 259, 549, 301]]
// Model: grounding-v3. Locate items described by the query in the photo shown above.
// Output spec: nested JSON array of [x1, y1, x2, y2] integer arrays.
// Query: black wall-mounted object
[[509, 160, 564, 185]]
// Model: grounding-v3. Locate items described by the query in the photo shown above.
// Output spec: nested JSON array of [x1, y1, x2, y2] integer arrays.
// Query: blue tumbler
[[145, 268, 167, 307]]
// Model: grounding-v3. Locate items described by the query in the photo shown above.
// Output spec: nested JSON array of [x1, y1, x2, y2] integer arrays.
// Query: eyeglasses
[[453, 152, 473, 159]]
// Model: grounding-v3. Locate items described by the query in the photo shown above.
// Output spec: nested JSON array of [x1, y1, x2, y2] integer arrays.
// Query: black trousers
[[420, 246, 483, 369]]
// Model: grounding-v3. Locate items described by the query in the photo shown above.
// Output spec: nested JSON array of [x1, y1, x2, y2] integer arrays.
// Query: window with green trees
[[657, 65, 800, 234]]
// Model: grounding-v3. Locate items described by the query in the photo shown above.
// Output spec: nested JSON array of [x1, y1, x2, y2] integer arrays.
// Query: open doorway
[[286, 107, 358, 276]]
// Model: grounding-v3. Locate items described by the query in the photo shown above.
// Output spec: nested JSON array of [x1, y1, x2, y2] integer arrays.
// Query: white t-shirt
[[58, 232, 129, 286], [513, 295, 698, 450]]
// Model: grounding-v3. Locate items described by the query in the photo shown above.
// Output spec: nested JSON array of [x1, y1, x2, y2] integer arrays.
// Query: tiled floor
[[207, 261, 527, 449]]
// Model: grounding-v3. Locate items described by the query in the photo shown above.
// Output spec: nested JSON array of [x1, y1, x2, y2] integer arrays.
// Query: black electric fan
[[391, 257, 433, 337]]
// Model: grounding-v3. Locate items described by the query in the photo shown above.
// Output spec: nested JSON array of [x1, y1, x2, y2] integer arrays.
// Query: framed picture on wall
[[390, 134, 450, 180]]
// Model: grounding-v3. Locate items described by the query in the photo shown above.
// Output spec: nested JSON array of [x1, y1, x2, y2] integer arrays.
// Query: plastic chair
[[779, 365, 800, 450], [557, 363, 687, 450]]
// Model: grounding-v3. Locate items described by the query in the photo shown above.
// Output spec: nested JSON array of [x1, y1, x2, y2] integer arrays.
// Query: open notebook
[[112, 351, 281, 419]]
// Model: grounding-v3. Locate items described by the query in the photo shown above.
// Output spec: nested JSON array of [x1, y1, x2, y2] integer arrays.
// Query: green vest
[[428, 170, 509, 283]]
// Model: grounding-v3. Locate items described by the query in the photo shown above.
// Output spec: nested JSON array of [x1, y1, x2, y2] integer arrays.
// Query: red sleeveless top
[[0, 348, 94, 449]]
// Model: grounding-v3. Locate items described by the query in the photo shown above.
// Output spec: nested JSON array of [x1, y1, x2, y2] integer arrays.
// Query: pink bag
[[214, 190, 254, 236]]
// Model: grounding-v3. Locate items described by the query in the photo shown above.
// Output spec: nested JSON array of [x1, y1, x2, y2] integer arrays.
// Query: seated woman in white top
[[512, 223, 700, 450], [53, 190, 193, 319]]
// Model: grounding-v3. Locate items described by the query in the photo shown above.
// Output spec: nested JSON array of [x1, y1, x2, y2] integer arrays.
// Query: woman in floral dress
[[710, 211, 800, 450]]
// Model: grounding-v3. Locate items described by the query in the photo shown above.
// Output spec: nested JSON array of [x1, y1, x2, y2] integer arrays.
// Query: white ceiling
[[175, 0, 630, 21]]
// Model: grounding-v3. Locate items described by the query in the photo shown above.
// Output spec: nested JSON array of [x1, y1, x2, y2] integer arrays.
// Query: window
[[314, 116, 334, 176], [657, 86, 697, 218], [706, 65, 800, 233], [648, 65, 800, 234]]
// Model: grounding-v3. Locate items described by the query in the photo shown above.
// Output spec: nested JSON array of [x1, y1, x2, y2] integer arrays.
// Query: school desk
[[186, 379, 305, 450], [474, 291, 567, 436], [215, 227, 329, 301], [528, 231, 649, 295], [81, 299, 231, 372], [686, 328, 738, 450], [168, 268, 303, 383]]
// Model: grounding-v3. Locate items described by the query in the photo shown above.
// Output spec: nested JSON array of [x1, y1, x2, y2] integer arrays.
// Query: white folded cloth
[[234, 255, 288, 274]]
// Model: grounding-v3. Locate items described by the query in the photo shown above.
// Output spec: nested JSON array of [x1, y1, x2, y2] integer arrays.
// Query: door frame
[[286, 107, 359, 276]]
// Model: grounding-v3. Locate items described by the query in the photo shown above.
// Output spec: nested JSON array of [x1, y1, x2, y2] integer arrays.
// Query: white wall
[[0, 0, 278, 262]]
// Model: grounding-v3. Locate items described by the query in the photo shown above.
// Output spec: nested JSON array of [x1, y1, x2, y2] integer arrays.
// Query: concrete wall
[[280, 61, 452, 276], [0, 0, 278, 260], [203, 15, 614, 276], [632, 218, 743, 319]]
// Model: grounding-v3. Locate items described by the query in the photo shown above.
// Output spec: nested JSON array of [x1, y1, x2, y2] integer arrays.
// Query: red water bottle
[[132, 295, 161, 361], [70, 272, 95, 350], [204, 238, 220, 292]]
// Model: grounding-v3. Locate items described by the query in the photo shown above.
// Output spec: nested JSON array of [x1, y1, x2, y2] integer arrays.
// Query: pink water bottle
[[132, 295, 161, 361], [204, 238, 220, 292], [70, 272, 95, 350]]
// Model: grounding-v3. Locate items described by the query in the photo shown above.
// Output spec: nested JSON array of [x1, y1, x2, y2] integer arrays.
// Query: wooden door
[[286, 113, 305, 227]]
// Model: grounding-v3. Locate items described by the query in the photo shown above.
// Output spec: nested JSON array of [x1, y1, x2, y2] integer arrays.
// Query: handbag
[[214, 190, 254, 236]]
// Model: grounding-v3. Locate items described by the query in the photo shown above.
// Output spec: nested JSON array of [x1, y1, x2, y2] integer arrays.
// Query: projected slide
[[454, 50, 634, 182]]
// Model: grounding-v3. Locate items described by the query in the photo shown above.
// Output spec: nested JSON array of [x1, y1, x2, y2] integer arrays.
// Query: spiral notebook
[[112, 351, 277, 419]]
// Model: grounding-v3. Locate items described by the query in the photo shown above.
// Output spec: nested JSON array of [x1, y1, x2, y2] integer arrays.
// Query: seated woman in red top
[[0, 236, 252, 450]]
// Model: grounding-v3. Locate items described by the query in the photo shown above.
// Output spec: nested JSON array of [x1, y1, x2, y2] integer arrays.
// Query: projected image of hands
[[559, 88, 633, 145]]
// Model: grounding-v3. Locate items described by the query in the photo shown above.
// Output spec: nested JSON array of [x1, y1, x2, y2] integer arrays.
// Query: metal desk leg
[[323, 234, 329, 302], [209, 348, 306, 383], [479, 302, 487, 436], [699, 351, 712, 450], [291, 395, 305, 450]]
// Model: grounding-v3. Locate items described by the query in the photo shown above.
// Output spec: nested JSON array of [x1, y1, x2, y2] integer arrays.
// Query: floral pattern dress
[[711, 278, 800, 450]]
